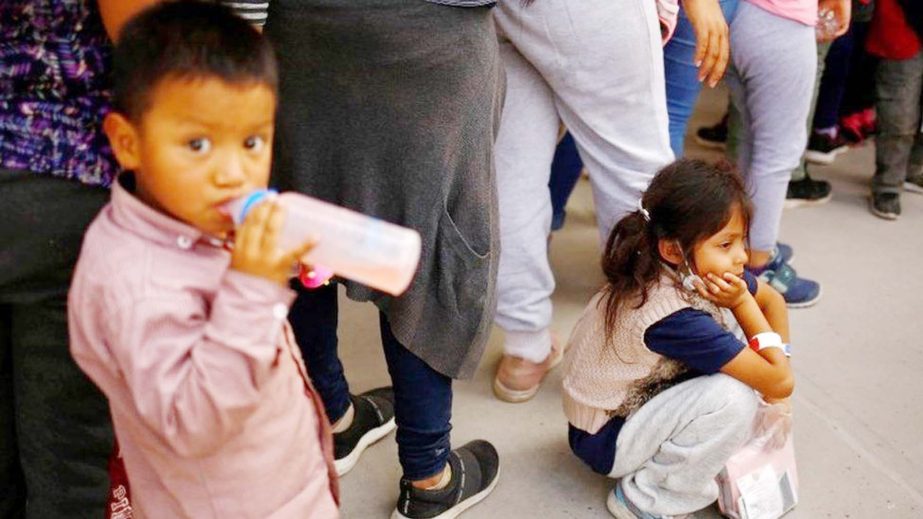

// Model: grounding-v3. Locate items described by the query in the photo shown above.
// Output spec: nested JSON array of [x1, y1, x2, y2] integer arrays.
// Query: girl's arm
[[754, 279, 789, 343], [699, 273, 794, 399]]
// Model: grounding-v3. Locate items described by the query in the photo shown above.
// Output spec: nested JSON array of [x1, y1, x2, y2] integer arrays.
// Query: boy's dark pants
[[0, 170, 113, 518], [874, 51, 923, 194], [289, 283, 453, 481]]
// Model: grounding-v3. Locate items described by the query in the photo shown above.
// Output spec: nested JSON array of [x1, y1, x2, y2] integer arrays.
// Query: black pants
[[0, 170, 113, 518]]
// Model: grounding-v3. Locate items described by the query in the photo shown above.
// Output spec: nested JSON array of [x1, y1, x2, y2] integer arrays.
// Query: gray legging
[[725, 1, 817, 252]]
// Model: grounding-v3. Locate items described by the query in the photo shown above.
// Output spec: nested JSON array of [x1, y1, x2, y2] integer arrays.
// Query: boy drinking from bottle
[[68, 2, 338, 516]]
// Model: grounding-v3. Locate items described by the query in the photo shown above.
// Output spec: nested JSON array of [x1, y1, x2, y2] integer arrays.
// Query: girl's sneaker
[[392, 440, 500, 519], [606, 484, 691, 519], [334, 387, 396, 476], [751, 251, 821, 308]]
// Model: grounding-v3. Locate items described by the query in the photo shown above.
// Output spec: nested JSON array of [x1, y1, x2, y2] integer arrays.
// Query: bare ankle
[[411, 465, 451, 490]]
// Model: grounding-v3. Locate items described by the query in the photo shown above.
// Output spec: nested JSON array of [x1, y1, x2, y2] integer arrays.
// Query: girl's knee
[[705, 374, 760, 424]]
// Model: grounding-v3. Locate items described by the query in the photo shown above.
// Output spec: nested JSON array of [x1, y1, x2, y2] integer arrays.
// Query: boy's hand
[[230, 201, 315, 286], [695, 272, 751, 309]]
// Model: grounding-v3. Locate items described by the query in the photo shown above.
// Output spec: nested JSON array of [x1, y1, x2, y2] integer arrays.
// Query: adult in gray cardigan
[[262, 0, 504, 517]]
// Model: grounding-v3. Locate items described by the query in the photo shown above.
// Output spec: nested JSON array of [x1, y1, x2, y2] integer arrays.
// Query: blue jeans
[[549, 132, 583, 231], [663, 0, 740, 156], [288, 282, 453, 480]]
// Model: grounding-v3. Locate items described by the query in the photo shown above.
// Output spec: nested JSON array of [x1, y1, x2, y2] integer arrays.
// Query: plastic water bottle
[[225, 190, 422, 296]]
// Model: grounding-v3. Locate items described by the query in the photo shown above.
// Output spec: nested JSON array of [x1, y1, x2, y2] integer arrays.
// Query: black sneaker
[[804, 132, 849, 165], [392, 440, 500, 519], [334, 387, 396, 476], [869, 193, 901, 220], [694, 115, 728, 150], [785, 173, 832, 208]]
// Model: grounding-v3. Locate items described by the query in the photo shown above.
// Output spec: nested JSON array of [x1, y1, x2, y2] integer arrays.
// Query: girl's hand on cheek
[[698, 272, 751, 309]]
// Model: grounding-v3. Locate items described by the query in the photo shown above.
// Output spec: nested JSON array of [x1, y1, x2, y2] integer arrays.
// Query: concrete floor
[[332, 85, 923, 518]]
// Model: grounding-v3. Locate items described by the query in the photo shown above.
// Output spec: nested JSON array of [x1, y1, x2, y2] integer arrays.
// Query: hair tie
[[636, 199, 650, 222]]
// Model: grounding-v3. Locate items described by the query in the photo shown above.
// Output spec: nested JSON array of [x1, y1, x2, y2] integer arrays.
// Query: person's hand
[[682, 0, 731, 88], [694, 272, 751, 309], [756, 398, 793, 449], [230, 200, 315, 286], [817, 0, 851, 42]]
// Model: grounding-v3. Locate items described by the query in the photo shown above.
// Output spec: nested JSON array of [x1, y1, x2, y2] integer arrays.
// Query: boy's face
[[691, 205, 749, 279], [105, 76, 276, 237]]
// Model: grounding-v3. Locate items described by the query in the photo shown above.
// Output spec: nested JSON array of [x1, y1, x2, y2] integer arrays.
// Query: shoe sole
[[904, 181, 923, 195], [606, 490, 641, 519], [804, 146, 847, 165], [391, 466, 501, 519], [693, 135, 727, 150], [335, 417, 396, 476], [785, 286, 823, 309], [784, 190, 833, 209], [868, 196, 899, 221], [491, 348, 566, 404], [492, 377, 540, 403]]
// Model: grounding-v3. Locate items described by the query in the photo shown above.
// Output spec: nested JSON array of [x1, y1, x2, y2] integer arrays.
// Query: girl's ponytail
[[600, 204, 662, 340]]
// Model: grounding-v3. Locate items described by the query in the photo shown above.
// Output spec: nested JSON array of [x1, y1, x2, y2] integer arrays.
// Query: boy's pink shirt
[[744, 0, 817, 26], [69, 177, 338, 518]]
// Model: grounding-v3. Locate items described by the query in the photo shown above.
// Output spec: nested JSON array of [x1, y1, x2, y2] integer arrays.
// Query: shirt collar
[[110, 174, 227, 251]]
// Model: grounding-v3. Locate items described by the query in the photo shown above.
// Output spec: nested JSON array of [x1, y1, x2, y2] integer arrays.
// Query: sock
[[332, 403, 355, 434], [814, 126, 838, 138], [425, 465, 452, 491]]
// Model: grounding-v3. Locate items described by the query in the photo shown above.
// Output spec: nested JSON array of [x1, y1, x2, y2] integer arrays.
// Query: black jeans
[[288, 283, 453, 481], [873, 51, 923, 194], [0, 170, 113, 518]]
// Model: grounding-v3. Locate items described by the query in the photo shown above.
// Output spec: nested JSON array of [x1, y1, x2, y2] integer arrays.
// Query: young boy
[[68, 2, 338, 516], [867, 0, 923, 219]]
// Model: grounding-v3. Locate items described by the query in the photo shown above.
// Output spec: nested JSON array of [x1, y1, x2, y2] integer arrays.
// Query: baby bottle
[[226, 190, 422, 296]]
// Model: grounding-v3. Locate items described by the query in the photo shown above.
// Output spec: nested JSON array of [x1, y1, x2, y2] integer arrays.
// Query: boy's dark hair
[[112, 0, 278, 122], [600, 159, 753, 340]]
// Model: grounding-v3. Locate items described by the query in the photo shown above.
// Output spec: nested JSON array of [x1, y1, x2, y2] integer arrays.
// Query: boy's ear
[[103, 112, 141, 171], [658, 239, 684, 266]]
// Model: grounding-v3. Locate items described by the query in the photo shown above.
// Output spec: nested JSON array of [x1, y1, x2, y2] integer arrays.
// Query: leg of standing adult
[[870, 51, 923, 219], [379, 314, 452, 482], [663, 0, 740, 157], [0, 170, 113, 518], [265, 0, 503, 514], [492, 0, 673, 400], [288, 283, 352, 424], [786, 41, 834, 206], [725, 2, 820, 307]]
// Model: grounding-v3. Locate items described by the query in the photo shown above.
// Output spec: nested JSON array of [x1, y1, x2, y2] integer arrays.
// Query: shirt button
[[272, 303, 289, 320], [176, 236, 193, 250]]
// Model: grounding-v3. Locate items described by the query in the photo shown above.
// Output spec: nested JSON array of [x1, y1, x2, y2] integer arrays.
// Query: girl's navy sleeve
[[644, 309, 745, 374]]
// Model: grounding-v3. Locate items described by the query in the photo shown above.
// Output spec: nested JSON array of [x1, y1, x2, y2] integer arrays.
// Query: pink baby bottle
[[226, 190, 422, 296]]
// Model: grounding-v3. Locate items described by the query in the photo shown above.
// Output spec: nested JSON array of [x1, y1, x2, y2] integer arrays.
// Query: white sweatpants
[[493, 0, 674, 362], [611, 374, 760, 516]]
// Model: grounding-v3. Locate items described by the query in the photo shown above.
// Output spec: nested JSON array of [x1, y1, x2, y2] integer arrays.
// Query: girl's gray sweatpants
[[725, 1, 817, 252], [611, 374, 760, 516], [492, 0, 674, 362]]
